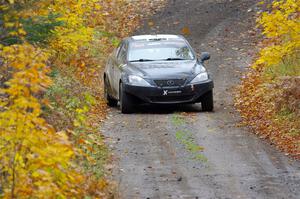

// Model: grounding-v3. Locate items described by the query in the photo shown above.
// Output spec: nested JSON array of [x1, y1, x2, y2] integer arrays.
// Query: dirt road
[[102, 0, 300, 198]]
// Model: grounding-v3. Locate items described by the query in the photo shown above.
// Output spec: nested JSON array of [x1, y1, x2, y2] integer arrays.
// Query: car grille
[[154, 79, 186, 87], [150, 95, 193, 103]]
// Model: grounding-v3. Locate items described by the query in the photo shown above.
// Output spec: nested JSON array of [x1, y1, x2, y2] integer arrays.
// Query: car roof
[[129, 34, 184, 42]]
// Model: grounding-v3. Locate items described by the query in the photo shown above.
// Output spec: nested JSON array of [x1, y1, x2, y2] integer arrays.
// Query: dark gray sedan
[[103, 34, 214, 113]]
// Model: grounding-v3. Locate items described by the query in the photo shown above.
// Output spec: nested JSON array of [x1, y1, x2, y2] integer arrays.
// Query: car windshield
[[128, 40, 195, 62]]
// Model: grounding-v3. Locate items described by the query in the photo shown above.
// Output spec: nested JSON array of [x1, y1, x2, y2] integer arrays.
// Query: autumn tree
[[235, 0, 300, 158]]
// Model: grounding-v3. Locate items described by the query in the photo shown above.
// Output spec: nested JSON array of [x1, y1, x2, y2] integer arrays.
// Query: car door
[[108, 42, 123, 97], [105, 53, 115, 94], [113, 41, 128, 98]]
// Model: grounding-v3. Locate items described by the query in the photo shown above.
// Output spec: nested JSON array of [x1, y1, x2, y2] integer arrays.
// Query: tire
[[119, 82, 134, 114], [201, 90, 214, 112], [104, 77, 118, 107]]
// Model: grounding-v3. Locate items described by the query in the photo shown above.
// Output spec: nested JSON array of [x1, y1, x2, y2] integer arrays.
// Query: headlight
[[190, 72, 208, 83], [128, 75, 151, 86]]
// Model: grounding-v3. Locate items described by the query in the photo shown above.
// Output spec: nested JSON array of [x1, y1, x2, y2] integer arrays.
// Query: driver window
[[115, 42, 123, 57], [117, 43, 127, 64]]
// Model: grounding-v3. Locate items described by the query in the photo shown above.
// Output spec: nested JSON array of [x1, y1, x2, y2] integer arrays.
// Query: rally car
[[103, 34, 214, 113]]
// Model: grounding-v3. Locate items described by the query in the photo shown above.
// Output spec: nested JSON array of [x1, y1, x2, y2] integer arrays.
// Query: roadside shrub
[[273, 76, 300, 116], [235, 0, 300, 158]]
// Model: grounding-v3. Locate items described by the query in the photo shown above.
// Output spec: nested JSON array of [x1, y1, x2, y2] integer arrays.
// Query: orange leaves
[[181, 27, 191, 36], [235, 0, 300, 159], [235, 70, 300, 159]]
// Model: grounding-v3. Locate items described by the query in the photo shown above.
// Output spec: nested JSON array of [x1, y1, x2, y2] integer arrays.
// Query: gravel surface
[[102, 0, 300, 198]]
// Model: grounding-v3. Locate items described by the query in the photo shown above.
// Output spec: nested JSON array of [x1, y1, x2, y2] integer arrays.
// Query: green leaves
[[21, 13, 64, 45]]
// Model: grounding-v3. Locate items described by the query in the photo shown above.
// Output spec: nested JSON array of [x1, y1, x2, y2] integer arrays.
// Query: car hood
[[127, 60, 198, 79]]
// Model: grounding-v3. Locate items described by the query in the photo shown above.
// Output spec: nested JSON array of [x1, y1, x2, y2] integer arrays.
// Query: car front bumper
[[124, 80, 214, 104]]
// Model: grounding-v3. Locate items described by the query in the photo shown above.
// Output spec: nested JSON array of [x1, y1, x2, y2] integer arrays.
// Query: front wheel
[[201, 90, 214, 112], [119, 83, 134, 114]]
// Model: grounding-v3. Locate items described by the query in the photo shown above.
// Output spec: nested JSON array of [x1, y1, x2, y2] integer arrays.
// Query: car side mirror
[[200, 52, 210, 62]]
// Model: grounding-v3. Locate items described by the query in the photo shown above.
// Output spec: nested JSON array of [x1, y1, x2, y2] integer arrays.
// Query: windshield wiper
[[163, 58, 188, 61], [130, 58, 189, 62], [130, 59, 155, 62]]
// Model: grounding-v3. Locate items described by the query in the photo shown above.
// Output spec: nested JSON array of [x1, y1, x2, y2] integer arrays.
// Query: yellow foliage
[[0, 0, 149, 197], [254, 0, 300, 68], [236, 0, 300, 158], [47, 0, 102, 57], [0, 44, 87, 198], [0, 0, 115, 197]]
